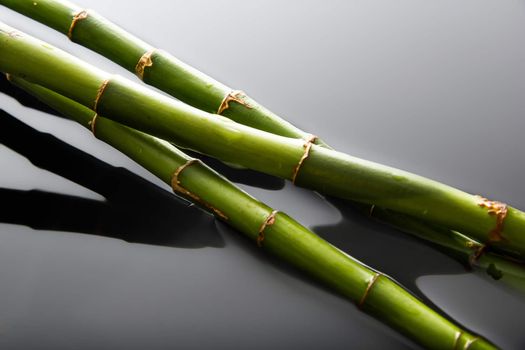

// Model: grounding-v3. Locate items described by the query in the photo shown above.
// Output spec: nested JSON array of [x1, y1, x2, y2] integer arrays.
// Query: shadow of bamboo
[[318, 196, 468, 292], [218, 203, 462, 340], [184, 150, 285, 190], [4, 75, 511, 342], [0, 74, 465, 307], [0, 109, 223, 249], [322, 195, 525, 294]]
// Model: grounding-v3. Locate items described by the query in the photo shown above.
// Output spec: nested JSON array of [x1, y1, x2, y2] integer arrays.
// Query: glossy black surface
[[1, 1, 524, 349]]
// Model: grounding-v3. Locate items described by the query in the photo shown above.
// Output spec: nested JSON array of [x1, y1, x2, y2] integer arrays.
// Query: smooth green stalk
[[4, 0, 520, 276], [366, 206, 525, 292], [0, 0, 328, 147], [1, 24, 524, 261], [9, 75, 496, 350]]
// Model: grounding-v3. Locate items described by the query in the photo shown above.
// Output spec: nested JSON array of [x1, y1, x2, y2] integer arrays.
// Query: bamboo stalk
[[0, 0, 328, 147], [1, 23, 524, 261], [365, 206, 525, 292], [4, 0, 521, 275], [8, 74, 497, 350]]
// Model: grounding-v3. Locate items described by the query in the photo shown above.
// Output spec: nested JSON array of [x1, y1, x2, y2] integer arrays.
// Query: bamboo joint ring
[[257, 210, 279, 247], [68, 10, 89, 40], [291, 134, 317, 184]]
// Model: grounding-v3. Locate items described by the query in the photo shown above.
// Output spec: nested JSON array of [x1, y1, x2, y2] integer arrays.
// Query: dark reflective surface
[[0, 106, 221, 248], [1, 1, 525, 349]]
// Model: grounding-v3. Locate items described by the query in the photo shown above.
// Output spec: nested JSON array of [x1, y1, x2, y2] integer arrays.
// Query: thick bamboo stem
[[1, 24, 524, 260], [0, 0, 328, 146], [8, 75, 496, 350]]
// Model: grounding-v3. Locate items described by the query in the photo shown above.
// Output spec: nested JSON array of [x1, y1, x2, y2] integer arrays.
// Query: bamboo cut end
[[171, 159, 228, 220], [217, 90, 252, 115], [291, 134, 317, 184], [475, 195, 508, 242], [135, 49, 156, 80], [68, 10, 89, 40], [256, 210, 279, 247]]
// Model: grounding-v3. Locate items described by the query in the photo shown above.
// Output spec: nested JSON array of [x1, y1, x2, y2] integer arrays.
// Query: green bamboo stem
[[1, 23, 524, 261], [8, 75, 496, 350], [365, 206, 525, 292], [0, 0, 329, 147], [4, 0, 520, 275]]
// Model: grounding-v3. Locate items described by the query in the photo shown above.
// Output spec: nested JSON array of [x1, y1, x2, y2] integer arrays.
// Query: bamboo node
[[257, 210, 279, 247], [68, 10, 89, 40], [467, 242, 486, 268], [217, 90, 252, 115], [358, 273, 381, 308], [135, 49, 156, 80], [171, 159, 228, 220], [5, 73, 12, 82], [475, 195, 508, 242], [368, 204, 376, 217], [93, 78, 111, 112], [291, 134, 317, 184], [88, 113, 99, 136]]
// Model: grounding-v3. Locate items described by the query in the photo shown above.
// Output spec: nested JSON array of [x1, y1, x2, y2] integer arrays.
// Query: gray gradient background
[[1, 0, 524, 349]]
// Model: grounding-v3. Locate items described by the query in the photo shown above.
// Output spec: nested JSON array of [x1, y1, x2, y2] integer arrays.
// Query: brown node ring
[[466, 241, 486, 268], [171, 159, 228, 220], [135, 49, 156, 80], [256, 210, 279, 247], [358, 273, 381, 308], [475, 195, 508, 242], [291, 134, 318, 184], [93, 78, 111, 112], [88, 113, 99, 136], [5, 73, 12, 82], [68, 10, 89, 40], [217, 90, 252, 115]]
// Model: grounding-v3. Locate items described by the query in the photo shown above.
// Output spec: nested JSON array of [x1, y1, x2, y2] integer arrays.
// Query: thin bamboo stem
[[8, 75, 497, 350], [365, 205, 525, 291], [0, 0, 329, 147], [1, 23, 524, 261]]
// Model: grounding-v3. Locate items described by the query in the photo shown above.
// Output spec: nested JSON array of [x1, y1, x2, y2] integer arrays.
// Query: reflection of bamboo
[[10, 76, 496, 350], [1, 24, 524, 262]]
